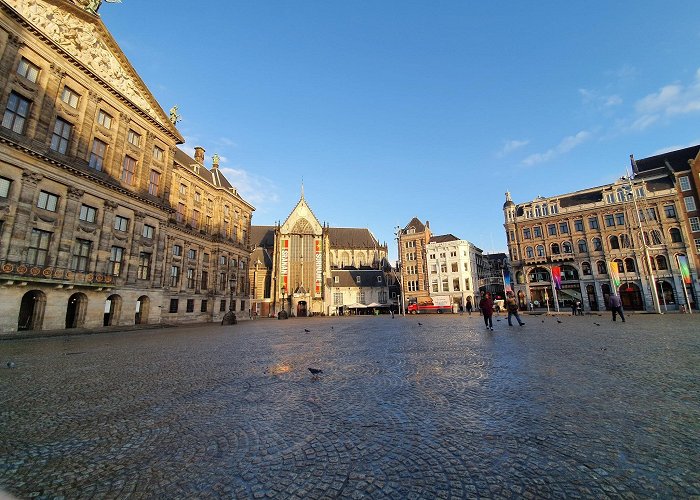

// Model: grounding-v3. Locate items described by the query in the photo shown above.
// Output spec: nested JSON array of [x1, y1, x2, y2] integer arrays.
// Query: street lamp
[[229, 274, 237, 311]]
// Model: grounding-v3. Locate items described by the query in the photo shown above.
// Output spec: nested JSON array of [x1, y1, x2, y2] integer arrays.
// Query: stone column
[[55, 186, 84, 268], [7, 170, 42, 262], [97, 200, 118, 274]]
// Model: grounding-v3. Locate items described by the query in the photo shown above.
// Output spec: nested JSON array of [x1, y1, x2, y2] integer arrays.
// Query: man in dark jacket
[[609, 294, 625, 322], [506, 291, 525, 326], [479, 292, 494, 331]]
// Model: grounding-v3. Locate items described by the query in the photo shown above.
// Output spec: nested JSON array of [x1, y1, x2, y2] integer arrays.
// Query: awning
[[346, 303, 367, 308], [366, 302, 388, 308]]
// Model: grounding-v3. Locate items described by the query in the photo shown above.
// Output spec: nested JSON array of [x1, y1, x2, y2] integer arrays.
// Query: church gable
[[280, 197, 322, 236], [7, 0, 180, 137]]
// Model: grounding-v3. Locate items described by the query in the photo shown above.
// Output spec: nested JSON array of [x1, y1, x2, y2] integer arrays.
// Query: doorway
[[619, 282, 644, 310], [296, 300, 307, 317], [18, 290, 46, 331], [135, 295, 150, 325], [65, 292, 88, 328], [104, 294, 122, 326]]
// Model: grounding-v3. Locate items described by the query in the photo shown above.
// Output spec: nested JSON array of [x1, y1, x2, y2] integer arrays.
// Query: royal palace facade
[[0, 0, 253, 333], [503, 147, 699, 313]]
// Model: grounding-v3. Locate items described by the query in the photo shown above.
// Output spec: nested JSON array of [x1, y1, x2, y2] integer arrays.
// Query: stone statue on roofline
[[85, 0, 122, 15], [169, 105, 181, 124]]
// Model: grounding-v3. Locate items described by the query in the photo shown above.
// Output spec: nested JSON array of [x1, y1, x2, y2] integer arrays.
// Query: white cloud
[[522, 130, 592, 166], [633, 68, 700, 125], [497, 139, 529, 157], [579, 88, 622, 108], [219, 166, 280, 215]]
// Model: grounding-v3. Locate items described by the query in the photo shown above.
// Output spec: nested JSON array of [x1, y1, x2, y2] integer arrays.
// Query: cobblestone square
[[1, 313, 699, 498]]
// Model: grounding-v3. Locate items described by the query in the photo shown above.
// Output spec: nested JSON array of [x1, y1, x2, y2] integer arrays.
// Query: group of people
[[474, 292, 626, 329]]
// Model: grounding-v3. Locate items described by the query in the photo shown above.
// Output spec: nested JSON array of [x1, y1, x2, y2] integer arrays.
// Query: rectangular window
[[89, 138, 107, 170], [17, 57, 40, 82], [142, 224, 154, 238], [523, 228, 531, 239], [186, 299, 194, 313], [194, 191, 201, 203], [97, 109, 112, 129], [37, 190, 58, 211], [559, 222, 569, 234], [108, 246, 124, 276], [148, 170, 160, 196], [615, 213, 625, 226], [333, 292, 343, 305], [114, 215, 129, 232], [120, 156, 136, 185], [200, 300, 208, 313], [0, 177, 11, 198], [690, 217, 700, 233], [190, 209, 200, 228], [153, 145, 164, 161], [2, 92, 31, 134], [465, 278, 470, 290], [240, 300, 245, 312], [176, 202, 185, 223], [138, 252, 151, 280], [679, 176, 691, 192], [219, 255, 227, 266], [179, 183, 187, 196], [548, 224, 557, 236], [408, 280, 418, 292], [187, 268, 195, 288], [169, 299, 179, 313], [27, 229, 51, 266], [170, 265, 180, 286], [173, 244, 182, 256], [533, 226, 542, 238], [574, 219, 584, 232], [71, 239, 91, 272], [453, 278, 460, 291], [127, 129, 141, 147], [200, 270, 208, 290], [79, 204, 96, 222], [203, 253, 209, 263], [695, 238, 700, 254], [588, 217, 599, 229], [50, 118, 72, 153], [604, 214, 615, 227], [220, 300, 227, 312], [61, 87, 80, 108], [187, 249, 196, 260], [684, 196, 697, 212], [664, 205, 677, 218]]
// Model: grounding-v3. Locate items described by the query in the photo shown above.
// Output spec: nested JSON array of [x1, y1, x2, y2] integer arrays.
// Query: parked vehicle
[[408, 296, 453, 314]]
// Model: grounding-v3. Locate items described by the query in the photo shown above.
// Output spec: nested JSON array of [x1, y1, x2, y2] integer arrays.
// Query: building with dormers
[[249, 194, 389, 317], [0, 0, 253, 332], [503, 149, 698, 313]]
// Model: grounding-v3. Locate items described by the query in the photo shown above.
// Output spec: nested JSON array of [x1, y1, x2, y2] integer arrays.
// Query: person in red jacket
[[479, 292, 494, 331]]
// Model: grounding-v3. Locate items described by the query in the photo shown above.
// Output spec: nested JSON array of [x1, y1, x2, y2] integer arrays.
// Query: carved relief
[[21, 170, 43, 185], [104, 200, 118, 210], [67, 186, 84, 199], [7, 0, 164, 126], [77, 223, 97, 234]]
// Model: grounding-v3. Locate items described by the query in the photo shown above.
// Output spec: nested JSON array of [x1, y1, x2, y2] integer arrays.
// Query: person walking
[[506, 291, 525, 327], [465, 297, 473, 316], [479, 292, 494, 330], [609, 294, 626, 322]]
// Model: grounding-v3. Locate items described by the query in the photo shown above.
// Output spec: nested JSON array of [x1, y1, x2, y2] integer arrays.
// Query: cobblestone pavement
[[1, 312, 699, 499]]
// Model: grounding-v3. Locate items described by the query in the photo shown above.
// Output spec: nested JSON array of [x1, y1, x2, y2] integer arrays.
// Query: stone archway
[[65, 292, 88, 329], [104, 294, 122, 326], [135, 295, 150, 325], [619, 282, 644, 310], [18, 290, 46, 331]]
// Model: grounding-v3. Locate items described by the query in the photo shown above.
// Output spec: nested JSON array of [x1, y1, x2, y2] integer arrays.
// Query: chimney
[[426, 220, 430, 229], [194, 146, 205, 164]]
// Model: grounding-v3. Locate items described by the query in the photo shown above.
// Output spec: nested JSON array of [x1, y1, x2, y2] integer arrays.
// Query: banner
[[502, 269, 512, 293], [677, 255, 691, 285], [609, 261, 621, 288], [551, 266, 561, 290], [315, 239, 322, 295], [280, 239, 289, 294]]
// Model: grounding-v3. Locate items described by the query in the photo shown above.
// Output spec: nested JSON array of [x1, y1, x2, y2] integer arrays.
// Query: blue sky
[[102, 1, 700, 261]]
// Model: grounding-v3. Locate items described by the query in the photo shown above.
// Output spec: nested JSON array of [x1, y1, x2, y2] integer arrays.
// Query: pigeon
[[556, 320, 563, 324], [7, 361, 15, 369], [594, 322, 600, 326], [541, 320, 545, 323], [496, 319, 501, 322], [418, 322, 423, 326], [308, 367, 323, 380], [304, 329, 310, 333]]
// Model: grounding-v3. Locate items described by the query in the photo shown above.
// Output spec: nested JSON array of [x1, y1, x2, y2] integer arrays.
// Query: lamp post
[[394, 226, 405, 316], [229, 273, 237, 311]]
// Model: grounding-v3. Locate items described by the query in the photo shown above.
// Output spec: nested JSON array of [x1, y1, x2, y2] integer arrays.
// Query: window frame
[[2, 92, 31, 134]]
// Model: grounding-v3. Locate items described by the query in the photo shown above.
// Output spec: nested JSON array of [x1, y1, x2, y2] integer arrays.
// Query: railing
[[0, 261, 115, 286]]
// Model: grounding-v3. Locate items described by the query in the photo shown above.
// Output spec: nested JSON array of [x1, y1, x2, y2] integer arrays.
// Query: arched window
[[562, 241, 573, 254], [625, 258, 636, 272], [578, 239, 588, 253], [526, 246, 534, 258], [551, 243, 560, 255], [536, 245, 545, 257], [582, 261, 592, 275], [592, 237, 603, 251], [651, 230, 662, 245], [670, 228, 682, 243], [528, 267, 550, 282], [597, 260, 607, 274], [620, 234, 631, 248], [656, 255, 668, 270], [561, 265, 579, 281], [613, 258, 624, 273], [609, 235, 620, 250]]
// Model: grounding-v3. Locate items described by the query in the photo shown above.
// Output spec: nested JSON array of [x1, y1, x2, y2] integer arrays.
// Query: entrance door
[[18, 291, 44, 331], [65, 293, 87, 328], [297, 300, 307, 317], [619, 283, 644, 310], [586, 284, 598, 311], [104, 294, 122, 326]]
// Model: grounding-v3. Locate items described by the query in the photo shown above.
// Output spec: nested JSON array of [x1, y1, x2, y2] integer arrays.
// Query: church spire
[[301, 178, 304, 200]]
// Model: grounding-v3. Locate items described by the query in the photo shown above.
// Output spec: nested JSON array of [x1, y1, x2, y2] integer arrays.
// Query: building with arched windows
[[503, 148, 699, 313]]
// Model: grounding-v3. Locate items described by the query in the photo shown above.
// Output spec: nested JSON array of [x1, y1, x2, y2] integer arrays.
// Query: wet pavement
[[1, 312, 699, 498]]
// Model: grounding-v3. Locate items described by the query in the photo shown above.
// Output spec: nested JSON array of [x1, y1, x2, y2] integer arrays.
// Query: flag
[[677, 255, 691, 285], [551, 266, 562, 290], [609, 261, 621, 288], [502, 269, 512, 293]]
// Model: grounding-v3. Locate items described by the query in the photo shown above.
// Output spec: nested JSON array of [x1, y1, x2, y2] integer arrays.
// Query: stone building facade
[[425, 234, 481, 309], [503, 151, 699, 313], [396, 217, 432, 307], [0, 0, 253, 333]]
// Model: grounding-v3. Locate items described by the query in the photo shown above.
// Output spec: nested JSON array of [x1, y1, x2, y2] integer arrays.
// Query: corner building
[[504, 150, 698, 312], [0, 0, 253, 333]]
